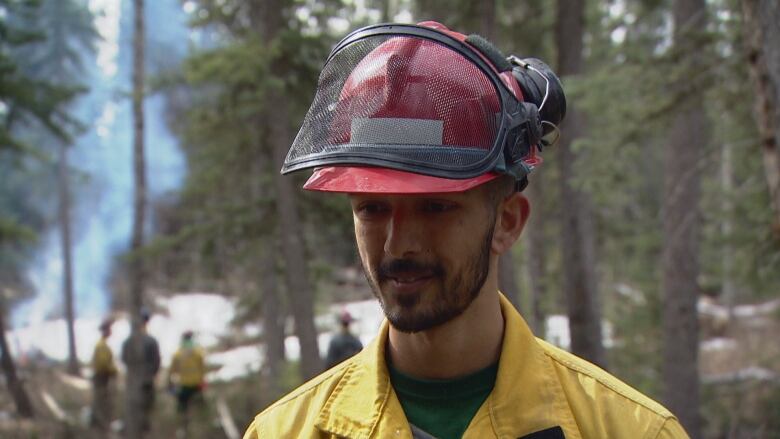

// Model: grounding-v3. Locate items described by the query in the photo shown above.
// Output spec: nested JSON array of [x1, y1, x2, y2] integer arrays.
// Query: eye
[[422, 200, 457, 214], [354, 201, 390, 218]]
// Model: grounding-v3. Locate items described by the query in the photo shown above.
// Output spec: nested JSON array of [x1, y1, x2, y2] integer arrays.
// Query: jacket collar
[[485, 294, 581, 438], [315, 293, 581, 438]]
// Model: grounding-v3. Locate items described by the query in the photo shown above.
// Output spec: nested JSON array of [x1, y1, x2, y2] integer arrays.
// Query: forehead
[[347, 187, 489, 203]]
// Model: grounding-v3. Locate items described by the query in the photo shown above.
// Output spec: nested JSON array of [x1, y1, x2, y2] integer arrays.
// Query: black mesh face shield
[[281, 23, 540, 181]]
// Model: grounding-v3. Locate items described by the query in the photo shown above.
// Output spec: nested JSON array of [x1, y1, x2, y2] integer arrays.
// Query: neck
[[386, 272, 504, 380]]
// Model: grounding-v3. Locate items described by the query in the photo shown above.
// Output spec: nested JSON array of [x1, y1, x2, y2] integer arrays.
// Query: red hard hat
[[304, 166, 499, 194], [301, 21, 524, 194], [339, 310, 355, 324]]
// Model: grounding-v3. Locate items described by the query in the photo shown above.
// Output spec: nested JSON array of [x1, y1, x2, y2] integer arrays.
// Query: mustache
[[377, 258, 444, 281]]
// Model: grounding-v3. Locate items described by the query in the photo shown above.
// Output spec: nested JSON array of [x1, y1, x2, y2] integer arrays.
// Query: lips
[[377, 259, 443, 295], [390, 274, 432, 283], [384, 273, 434, 295]]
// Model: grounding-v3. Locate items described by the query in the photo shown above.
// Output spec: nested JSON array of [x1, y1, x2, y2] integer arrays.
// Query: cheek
[[353, 221, 383, 264]]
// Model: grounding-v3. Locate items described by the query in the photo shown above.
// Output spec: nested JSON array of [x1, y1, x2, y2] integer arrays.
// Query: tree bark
[[0, 303, 34, 418], [741, 0, 780, 235], [525, 173, 547, 336], [498, 252, 521, 311], [260, 242, 286, 398], [249, 115, 287, 395], [58, 143, 79, 376], [479, 0, 496, 41], [379, 0, 392, 23], [555, 0, 607, 369], [477, 0, 523, 310], [126, 0, 148, 437], [661, 1, 707, 436], [251, 0, 322, 380], [720, 140, 736, 317], [269, 105, 322, 379]]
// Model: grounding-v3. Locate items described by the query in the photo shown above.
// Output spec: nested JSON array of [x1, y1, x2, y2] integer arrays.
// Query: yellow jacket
[[244, 294, 689, 439], [92, 337, 117, 377], [170, 347, 206, 387]]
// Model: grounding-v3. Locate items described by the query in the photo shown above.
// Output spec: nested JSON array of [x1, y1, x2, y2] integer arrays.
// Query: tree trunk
[[58, 143, 79, 376], [269, 106, 322, 379], [415, 0, 449, 24], [126, 0, 148, 437], [477, 0, 523, 310], [479, 0, 496, 40], [251, 0, 322, 380], [498, 253, 522, 311], [260, 243, 286, 398], [720, 140, 736, 318], [525, 173, 547, 337], [0, 303, 34, 418], [249, 117, 287, 395], [380, 0, 392, 23], [741, 0, 780, 235], [661, 1, 707, 436], [555, 0, 607, 369]]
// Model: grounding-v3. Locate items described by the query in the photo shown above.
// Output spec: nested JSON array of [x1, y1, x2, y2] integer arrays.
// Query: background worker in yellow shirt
[[91, 318, 117, 431], [167, 330, 206, 435]]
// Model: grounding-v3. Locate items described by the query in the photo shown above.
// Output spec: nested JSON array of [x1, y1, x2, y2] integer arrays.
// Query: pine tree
[[0, 0, 91, 419], [661, 0, 709, 436], [125, 0, 149, 436], [13, 0, 99, 377], [555, 0, 607, 369]]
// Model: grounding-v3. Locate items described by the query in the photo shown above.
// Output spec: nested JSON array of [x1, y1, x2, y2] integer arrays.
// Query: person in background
[[121, 308, 161, 434], [90, 318, 117, 431], [324, 310, 363, 370], [167, 330, 206, 435]]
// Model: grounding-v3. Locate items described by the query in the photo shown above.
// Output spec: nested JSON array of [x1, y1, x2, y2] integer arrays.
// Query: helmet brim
[[303, 166, 499, 194]]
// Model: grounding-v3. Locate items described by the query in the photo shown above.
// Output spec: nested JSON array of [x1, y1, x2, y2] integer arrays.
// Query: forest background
[[1, 0, 779, 438]]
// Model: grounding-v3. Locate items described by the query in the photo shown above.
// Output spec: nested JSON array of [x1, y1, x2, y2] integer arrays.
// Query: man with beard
[[243, 21, 689, 439]]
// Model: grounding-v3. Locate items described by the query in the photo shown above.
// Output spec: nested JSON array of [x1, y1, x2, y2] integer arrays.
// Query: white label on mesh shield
[[350, 118, 443, 145]]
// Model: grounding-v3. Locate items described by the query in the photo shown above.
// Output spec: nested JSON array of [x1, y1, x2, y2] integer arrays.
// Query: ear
[[491, 192, 530, 254]]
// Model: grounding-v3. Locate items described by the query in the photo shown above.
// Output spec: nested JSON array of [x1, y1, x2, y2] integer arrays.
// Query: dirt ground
[[0, 362, 235, 439]]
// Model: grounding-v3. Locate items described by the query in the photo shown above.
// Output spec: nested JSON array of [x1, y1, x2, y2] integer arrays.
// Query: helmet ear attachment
[[508, 56, 567, 136], [521, 102, 543, 150], [502, 101, 542, 186], [463, 36, 557, 191]]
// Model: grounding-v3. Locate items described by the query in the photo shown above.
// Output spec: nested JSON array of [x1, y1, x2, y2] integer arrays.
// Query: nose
[[384, 208, 423, 258]]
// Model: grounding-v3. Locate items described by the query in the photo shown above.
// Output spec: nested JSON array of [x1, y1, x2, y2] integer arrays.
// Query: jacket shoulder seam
[[539, 339, 674, 419], [649, 416, 686, 439]]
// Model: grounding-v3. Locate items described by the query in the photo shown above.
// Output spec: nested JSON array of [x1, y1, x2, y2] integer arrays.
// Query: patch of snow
[[544, 315, 614, 350], [700, 337, 737, 352], [698, 297, 729, 320], [545, 315, 570, 349], [207, 345, 263, 382], [8, 293, 236, 371], [697, 297, 780, 321], [703, 366, 779, 384], [733, 299, 780, 318]]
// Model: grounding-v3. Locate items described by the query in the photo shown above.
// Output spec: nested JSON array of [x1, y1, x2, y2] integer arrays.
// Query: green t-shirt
[[388, 362, 498, 439]]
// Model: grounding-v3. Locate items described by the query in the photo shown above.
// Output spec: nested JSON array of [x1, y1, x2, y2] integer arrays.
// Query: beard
[[361, 221, 495, 333]]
